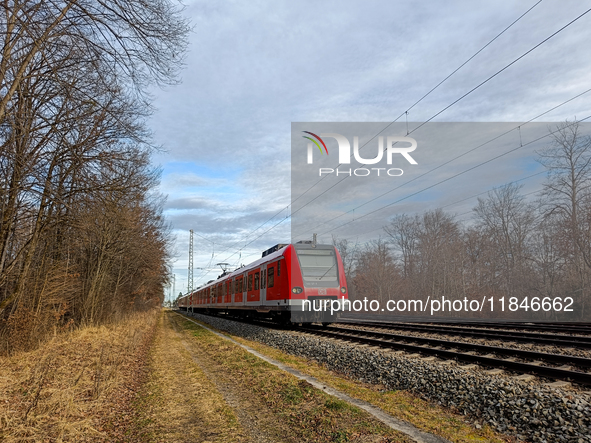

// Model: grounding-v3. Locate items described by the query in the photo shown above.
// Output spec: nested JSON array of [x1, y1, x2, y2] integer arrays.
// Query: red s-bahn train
[[177, 242, 348, 324]]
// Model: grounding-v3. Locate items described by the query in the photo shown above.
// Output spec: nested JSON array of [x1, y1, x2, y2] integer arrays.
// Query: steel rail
[[338, 321, 591, 348], [366, 320, 591, 335], [301, 326, 591, 386]]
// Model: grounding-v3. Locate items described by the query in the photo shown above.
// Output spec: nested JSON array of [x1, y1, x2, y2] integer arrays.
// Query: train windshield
[[296, 248, 338, 283]]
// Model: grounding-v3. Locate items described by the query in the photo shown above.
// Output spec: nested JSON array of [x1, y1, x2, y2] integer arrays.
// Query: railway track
[[427, 321, 591, 335], [338, 320, 591, 348], [182, 311, 591, 387], [301, 324, 591, 387]]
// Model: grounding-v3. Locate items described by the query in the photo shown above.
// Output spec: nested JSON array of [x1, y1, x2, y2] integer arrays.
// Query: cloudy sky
[[148, 0, 591, 298]]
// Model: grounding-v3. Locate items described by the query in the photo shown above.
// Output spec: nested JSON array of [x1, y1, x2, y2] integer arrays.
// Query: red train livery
[[177, 242, 348, 324]]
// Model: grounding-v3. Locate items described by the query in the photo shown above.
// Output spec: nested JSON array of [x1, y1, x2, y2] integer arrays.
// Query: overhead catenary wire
[[455, 187, 544, 223], [289, 0, 544, 209], [290, 7, 591, 227], [194, 208, 291, 285], [191, 3, 589, 282], [439, 171, 546, 210], [192, 205, 290, 283], [317, 116, 591, 240], [292, 87, 591, 239]]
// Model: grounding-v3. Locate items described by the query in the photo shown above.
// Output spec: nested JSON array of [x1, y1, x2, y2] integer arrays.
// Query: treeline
[[0, 0, 189, 353], [338, 122, 591, 320]]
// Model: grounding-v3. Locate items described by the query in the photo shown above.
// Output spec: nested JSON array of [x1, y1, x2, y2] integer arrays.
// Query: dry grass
[[132, 311, 246, 442], [171, 313, 413, 442], [0, 309, 158, 442], [189, 316, 517, 443]]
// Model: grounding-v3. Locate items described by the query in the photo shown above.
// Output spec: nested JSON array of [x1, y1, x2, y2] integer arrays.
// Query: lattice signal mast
[[188, 229, 194, 294]]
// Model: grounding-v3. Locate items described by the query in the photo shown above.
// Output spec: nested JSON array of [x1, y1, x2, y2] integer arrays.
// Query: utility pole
[[188, 229, 194, 315]]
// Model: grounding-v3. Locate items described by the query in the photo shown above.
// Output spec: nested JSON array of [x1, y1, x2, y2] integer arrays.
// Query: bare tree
[[538, 121, 591, 269], [473, 183, 536, 297], [384, 214, 420, 279], [332, 235, 359, 278], [537, 120, 591, 315], [353, 239, 398, 305], [415, 209, 463, 299], [0, 0, 190, 122], [0, 0, 187, 352]]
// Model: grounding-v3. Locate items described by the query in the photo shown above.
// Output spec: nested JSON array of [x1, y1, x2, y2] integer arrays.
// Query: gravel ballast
[[185, 312, 590, 443]]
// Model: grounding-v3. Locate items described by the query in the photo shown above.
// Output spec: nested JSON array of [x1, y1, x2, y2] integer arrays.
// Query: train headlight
[[340, 287, 347, 294], [292, 287, 303, 294]]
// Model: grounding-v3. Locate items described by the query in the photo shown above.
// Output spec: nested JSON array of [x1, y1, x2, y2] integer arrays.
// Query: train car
[[177, 242, 348, 324]]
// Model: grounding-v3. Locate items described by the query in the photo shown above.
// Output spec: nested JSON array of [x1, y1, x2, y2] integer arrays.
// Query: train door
[[216, 283, 221, 304], [246, 270, 253, 304], [242, 272, 248, 306], [247, 268, 261, 304], [224, 280, 230, 304], [260, 264, 267, 305], [234, 276, 243, 304], [266, 261, 278, 300], [266, 258, 289, 301]]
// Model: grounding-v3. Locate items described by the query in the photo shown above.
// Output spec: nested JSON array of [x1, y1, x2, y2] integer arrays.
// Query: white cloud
[[152, 0, 591, 294]]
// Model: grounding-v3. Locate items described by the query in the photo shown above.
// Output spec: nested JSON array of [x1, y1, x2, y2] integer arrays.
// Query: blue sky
[[148, 0, 591, 298]]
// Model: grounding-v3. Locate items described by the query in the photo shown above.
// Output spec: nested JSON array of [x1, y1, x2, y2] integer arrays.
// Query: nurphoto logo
[[303, 131, 418, 176]]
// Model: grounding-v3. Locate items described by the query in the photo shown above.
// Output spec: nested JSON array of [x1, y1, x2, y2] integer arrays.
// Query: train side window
[[248, 274, 253, 291], [268, 267, 274, 288], [254, 272, 260, 290], [261, 270, 266, 289], [277, 261, 281, 276]]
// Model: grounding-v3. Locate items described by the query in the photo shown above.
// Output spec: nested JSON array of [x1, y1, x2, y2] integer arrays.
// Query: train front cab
[[287, 243, 348, 324]]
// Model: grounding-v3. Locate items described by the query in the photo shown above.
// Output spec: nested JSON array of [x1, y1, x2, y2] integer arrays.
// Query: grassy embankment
[[0, 310, 158, 442], [179, 313, 517, 443], [1, 309, 516, 442]]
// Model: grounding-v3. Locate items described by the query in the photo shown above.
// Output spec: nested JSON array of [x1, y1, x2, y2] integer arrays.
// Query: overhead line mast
[[188, 229, 194, 295]]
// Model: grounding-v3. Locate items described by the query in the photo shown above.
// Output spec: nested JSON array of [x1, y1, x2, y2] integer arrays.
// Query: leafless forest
[[340, 122, 591, 320], [0, 0, 189, 353]]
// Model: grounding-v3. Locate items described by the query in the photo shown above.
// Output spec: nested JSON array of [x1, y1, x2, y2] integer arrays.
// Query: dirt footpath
[[139, 311, 410, 443], [138, 312, 247, 442]]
